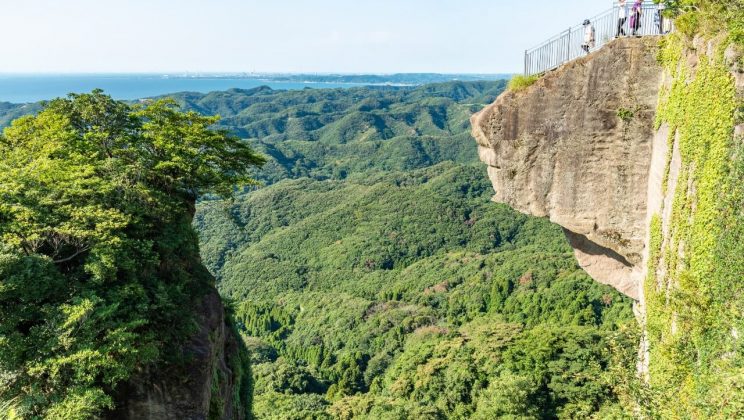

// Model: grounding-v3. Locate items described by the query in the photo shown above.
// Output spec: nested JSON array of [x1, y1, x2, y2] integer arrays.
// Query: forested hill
[[167, 81, 506, 184], [0, 102, 41, 127], [197, 163, 637, 418]]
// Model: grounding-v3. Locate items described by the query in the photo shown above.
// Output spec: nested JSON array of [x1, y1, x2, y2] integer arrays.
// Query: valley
[[189, 82, 637, 418]]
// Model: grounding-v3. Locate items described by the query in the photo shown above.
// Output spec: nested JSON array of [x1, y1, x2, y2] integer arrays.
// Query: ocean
[[0, 73, 511, 104], [0, 74, 382, 103]]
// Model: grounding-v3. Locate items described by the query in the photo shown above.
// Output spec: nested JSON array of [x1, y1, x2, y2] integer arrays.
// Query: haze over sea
[[0, 73, 508, 103]]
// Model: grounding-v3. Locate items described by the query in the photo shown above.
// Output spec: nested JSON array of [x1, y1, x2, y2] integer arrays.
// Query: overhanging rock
[[471, 37, 664, 300]]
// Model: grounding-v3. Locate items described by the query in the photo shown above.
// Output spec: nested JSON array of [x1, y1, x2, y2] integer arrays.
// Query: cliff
[[109, 206, 252, 420], [472, 37, 664, 300], [472, 32, 744, 416], [109, 289, 249, 420]]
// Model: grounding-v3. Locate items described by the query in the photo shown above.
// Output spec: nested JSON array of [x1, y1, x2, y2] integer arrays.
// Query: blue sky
[[1, 0, 606, 74]]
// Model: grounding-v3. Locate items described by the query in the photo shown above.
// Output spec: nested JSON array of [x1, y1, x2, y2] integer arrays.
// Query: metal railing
[[524, 2, 672, 75]]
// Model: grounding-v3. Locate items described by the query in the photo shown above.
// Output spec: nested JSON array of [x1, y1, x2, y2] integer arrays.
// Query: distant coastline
[[0, 73, 512, 104]]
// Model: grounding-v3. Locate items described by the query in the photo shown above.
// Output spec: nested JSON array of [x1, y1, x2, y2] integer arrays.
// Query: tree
[[0, 90, 264, 418]]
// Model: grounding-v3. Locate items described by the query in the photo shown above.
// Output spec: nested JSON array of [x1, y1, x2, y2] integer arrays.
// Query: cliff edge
[[471, 37, 664, 301]]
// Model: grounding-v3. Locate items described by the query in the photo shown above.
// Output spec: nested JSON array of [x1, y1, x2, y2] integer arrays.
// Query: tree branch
[[52, 247, 90, 264]]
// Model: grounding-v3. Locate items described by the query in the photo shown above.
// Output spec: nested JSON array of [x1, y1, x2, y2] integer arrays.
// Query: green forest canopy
[[199, 164, 637, 419]]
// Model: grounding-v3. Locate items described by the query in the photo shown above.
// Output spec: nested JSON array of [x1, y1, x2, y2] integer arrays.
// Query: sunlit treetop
[[0, 89, 265, 279]]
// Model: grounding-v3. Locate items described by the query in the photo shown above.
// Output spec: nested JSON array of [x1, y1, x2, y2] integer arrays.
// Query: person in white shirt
[[582, 19, 595, 54], [616, 0, 628, 37]]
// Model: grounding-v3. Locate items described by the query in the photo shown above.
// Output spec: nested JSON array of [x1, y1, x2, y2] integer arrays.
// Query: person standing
[[630, 0, 642, 36], [616, 0, 628, 37], [657, 2, 667, 34], [582, 19, 596, 54]]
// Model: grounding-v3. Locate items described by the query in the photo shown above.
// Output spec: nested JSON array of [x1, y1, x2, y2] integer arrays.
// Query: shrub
[[508, 75, 539, 92]]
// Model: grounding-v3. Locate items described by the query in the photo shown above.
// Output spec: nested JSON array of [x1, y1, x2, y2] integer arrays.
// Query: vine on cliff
[[645, 29, 743, 417]]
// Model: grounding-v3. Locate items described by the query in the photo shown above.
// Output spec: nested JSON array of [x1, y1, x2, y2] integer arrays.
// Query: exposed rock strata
[[472, 37, 664, 300]]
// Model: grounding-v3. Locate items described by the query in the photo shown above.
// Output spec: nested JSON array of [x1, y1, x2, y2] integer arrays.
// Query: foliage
[[0, 90, 263, 418], [168, 81, 506, 185], [616, 107, 635, 123], [252, 391, 331, 420], [199, 163, 636, 418], [224, 301, 255, 420], [658, 0, 744, 44], [507, 75, 539, 92], [645, 31, 743, 417]]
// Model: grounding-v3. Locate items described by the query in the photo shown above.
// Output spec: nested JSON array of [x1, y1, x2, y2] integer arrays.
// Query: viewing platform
[[524, 1, 672, 76]]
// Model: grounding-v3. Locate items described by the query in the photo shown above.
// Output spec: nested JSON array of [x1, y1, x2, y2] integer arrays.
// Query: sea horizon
[[0, 72, 512, 104]]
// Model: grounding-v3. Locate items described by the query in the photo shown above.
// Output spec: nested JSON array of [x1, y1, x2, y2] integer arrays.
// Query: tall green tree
[[0, 90, 264, 418]]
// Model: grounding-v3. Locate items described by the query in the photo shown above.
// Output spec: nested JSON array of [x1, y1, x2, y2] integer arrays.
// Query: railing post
[[524, 50, 528, 76], [566, 28, 571, 63]]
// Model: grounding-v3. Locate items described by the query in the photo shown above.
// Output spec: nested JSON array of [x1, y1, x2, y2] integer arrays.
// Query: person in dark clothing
[[630, 0, 642, 36], [657, 2, 667, 34]]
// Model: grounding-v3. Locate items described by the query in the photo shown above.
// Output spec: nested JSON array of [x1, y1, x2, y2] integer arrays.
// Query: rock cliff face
[[471, 37, 664, 301], [108, 288, 248, 420], [108, 204, 250, 420]]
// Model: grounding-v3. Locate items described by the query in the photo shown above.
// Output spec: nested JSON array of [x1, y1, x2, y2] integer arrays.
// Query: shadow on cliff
[[563, 228, 633, 268]]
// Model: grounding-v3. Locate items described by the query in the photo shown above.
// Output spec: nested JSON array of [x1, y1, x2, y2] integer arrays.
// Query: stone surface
[[471, 37, 664, 300], [107, 288, 246, 420]]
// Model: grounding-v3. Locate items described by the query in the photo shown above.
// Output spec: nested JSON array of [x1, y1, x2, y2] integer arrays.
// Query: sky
[[1, 0, 606, 74]]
